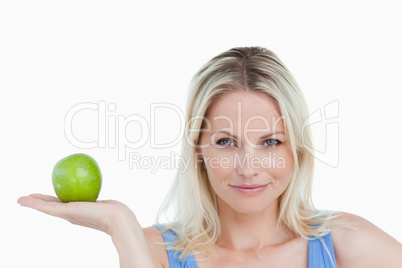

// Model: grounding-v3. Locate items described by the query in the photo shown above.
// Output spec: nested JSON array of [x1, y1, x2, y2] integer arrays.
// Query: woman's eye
[[216, 138, 235, 146], [263, 139, 281, 147], [215, 138, 281, 147]]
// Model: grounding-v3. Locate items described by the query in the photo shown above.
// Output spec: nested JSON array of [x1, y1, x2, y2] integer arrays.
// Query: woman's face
[[198, 91, 294, 215]]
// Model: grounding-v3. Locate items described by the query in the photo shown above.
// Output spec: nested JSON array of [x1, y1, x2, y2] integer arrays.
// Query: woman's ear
[[196, 150, 204, 160], [195, 151, 206, 169], [195, 133, 204, 157]]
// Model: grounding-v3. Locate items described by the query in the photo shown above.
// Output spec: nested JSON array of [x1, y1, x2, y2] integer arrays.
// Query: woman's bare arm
[[18, 194, 157, 268], [332, 212, 402, 268]]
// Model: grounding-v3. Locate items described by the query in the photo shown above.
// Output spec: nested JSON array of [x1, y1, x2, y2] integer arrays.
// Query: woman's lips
[[230, 183, 270, 194]]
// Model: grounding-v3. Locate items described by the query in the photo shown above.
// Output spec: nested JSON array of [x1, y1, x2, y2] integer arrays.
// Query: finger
[[18, 195, 64, 216], [28, 193, 62, 203], [17, 196, 34, 206]]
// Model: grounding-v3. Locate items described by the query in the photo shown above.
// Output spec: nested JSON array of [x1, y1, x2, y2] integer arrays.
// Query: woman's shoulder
[[331, 212, 402, 268], [143, 225, 170, 268]]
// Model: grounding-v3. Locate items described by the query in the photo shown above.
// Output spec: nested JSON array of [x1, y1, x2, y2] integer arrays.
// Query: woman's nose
[[235, 147, 262, 178]]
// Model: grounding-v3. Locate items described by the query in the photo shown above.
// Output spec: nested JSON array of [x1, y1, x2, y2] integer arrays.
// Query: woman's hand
[[17, 193, 134, 235], [17, 194, 156, 267]]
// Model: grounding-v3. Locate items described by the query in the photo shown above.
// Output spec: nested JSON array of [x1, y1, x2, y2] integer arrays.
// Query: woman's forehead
[[205, 91, 284, 131]]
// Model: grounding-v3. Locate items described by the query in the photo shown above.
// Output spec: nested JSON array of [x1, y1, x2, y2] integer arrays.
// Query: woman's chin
[[230, 202, 271, 215]]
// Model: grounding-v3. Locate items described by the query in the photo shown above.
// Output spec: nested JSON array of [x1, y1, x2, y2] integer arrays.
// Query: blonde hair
[[156, 47, 347, 263]]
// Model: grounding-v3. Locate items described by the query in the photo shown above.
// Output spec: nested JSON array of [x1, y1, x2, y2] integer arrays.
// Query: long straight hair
[[156, 47, 347, 265]]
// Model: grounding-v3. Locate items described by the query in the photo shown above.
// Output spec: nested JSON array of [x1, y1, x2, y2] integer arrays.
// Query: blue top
[[153, 224, 337, 268]]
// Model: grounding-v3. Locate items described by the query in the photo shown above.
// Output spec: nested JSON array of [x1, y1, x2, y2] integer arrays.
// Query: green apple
[[52, 153, 102, 202]]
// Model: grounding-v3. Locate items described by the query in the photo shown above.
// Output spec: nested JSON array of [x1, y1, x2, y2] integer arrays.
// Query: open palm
[[17, 194, 136, 235]]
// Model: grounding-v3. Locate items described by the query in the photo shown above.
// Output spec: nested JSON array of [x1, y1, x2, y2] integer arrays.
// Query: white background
[[1, 1, 401, 267]]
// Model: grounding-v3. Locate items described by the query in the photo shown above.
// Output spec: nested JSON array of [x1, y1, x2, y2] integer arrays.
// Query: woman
[[18, 47, 401, 267]]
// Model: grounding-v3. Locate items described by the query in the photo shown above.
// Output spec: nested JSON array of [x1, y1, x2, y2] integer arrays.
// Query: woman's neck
[[216, 197, 296, 251]]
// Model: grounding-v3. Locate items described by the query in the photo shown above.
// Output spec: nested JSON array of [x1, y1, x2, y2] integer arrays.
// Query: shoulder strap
[[308, 232, 337, 268], [153, 224, 199, 268], [153, 224, 178, 243]]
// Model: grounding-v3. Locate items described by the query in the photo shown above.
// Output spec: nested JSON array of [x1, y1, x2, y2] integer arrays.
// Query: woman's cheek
[[269, 147, 294, 181], [202, 147, 233, 167]]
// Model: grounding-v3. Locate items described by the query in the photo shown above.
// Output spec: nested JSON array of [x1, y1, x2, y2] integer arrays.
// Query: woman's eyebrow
[[213, 130, 285, 139]]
